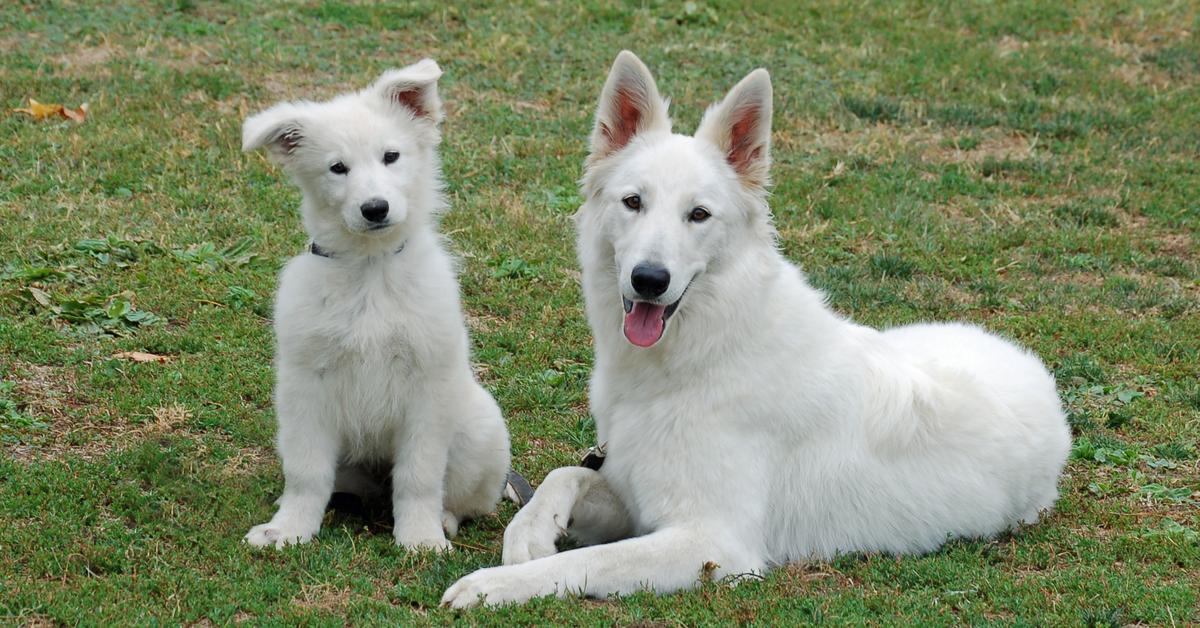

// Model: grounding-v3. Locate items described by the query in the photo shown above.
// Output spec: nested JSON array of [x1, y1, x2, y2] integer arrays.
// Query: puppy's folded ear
[[373, 59, 444, 124], [242, 102, 307, 162], [589, 51, 671, 163], [696, 68, 773, 189]]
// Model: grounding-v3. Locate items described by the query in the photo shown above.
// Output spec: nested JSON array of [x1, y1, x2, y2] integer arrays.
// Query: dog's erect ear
[[242, 102, 307, 161], [373, 59, 444, 124], [696, 68, 773, 188], [589, 51, 671, 162]]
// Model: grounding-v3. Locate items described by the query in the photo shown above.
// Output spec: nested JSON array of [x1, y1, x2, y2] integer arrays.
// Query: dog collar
[[308, 241, 406, 259], [580, 443, 607, 470]]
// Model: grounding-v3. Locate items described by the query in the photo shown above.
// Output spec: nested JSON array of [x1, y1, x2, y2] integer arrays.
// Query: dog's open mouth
[[622, 290, 685, 348]]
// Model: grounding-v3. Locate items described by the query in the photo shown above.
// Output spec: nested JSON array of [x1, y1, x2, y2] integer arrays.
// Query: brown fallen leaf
[[113, 351, 172, 363], [12, 98, 61, 119], [12, 98, 88, 123], [61, 102, 89, 122]]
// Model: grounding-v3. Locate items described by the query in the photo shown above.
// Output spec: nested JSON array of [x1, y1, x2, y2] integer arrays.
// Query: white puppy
[[241, 61, 510, 551], [442, 51, 1071, 607]]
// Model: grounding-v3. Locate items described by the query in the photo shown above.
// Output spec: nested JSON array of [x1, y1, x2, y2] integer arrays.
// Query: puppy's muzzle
[[360, 198, 389, 223]]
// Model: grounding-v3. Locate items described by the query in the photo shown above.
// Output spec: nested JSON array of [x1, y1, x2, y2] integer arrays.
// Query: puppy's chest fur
[[275, 250, 464, 450]]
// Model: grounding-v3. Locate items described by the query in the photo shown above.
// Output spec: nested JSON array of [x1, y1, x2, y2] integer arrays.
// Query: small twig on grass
[[450, 539, 490, 552]]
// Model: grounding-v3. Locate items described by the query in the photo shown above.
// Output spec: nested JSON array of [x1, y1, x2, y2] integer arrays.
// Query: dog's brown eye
[[330, 162, 349, 175], [383, 151, 399, 165], [689, 207, 711, 223], [622, 194, 642, 211]]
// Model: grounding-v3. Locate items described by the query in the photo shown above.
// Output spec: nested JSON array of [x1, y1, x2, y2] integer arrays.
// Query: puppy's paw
[[441, 511, 460, 539], [440, 565, 547, 609], [396, 532, 453, 553], [244, 521, 316, 549], [395, 518, 452, 552]]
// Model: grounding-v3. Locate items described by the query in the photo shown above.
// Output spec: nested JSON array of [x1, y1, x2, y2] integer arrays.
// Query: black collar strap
[[308, 241, 406, 259]]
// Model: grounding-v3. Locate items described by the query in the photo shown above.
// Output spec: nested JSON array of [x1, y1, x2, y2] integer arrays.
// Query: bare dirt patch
[[810, 124, 1038, 169], [2, 361, 115, 463], [995, 35, 1028, 58], [1113, 62, 1173, 89], [1155, 232, 1195, 259], [0, 34, 27, 53], [1093, 27, 1193, 88], [291, 583, 352, 612], [257, 71, 344, 102], [58, 41, 122, 73], [465, 312, 504, 334], [776, 561, 858, 594], [10, 361, 83, 422], [904, 277, 975, 309], [924, 132, 1037, 166], [1041, 271, 1106, 289], [134, 37, 222, 74], [3, 362, 271, 469]]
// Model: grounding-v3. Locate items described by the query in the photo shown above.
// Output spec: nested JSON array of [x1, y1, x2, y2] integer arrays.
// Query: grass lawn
[[2, 0, 1198, 624]]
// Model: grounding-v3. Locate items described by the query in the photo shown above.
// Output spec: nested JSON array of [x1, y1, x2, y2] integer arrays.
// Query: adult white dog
[[442, 51, 1070, 607], [241, 60, 511, 551]]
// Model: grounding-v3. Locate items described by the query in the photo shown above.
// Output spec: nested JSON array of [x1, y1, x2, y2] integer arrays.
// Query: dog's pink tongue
[[623, 302, 667, 347]]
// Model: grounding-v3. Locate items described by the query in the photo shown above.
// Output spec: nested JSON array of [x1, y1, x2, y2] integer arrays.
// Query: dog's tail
[[503, 470, 534, 507]]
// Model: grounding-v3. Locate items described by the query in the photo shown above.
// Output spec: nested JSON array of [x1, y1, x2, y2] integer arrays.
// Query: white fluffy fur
[[442, 51, 1070, 607], [241, 61, 510, 551]]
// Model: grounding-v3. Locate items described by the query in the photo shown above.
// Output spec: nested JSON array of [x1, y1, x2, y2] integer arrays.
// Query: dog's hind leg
[[502, 466, 632, 565], [442, 382, 510, 530]]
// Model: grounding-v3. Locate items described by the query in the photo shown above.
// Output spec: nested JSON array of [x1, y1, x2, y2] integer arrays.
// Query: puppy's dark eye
[[622, 194, 642, 211], [330, 162, 349, 175], [383, 151, 399, 165], [689, 207, 711, 223]]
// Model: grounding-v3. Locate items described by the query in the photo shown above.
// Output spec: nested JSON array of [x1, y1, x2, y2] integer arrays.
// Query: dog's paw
[[440, 565, 548, 609], [441, 511, 460, 539], [502, 519, 559, 565], [396, 533, 453, 553], [502, 507, 562, 565], [394, 508, 452, 552], [244, 522, 316, 549]]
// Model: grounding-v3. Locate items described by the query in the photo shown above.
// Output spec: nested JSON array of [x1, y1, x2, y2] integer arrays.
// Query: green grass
[[2, 0, 1198, 624]]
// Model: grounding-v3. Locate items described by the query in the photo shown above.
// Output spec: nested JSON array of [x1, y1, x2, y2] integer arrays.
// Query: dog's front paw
[[396, 532, 453, 552], [394, 519, 452, 552], [440, 565, 549, 609], [244, 521, 316, 549], [502, 514, 560, 565]]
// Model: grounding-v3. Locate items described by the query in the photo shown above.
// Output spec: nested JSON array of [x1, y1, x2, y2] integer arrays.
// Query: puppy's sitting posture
[[442, 51, 1071, 606], [242, 60, 510, 551]]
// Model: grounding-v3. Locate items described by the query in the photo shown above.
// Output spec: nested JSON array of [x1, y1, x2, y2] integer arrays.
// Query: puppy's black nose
[[631, 263, 670, 298], [360, 198, 389, 223]]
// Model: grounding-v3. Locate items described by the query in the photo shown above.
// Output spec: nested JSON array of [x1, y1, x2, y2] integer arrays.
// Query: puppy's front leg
[[444, 526, 761, 608], [503, 466, 631, 565], [245, 409, 338, 548], [391, 411, 453, 551]]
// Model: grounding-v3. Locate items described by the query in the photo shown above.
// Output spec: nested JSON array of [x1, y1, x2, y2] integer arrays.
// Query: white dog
[[442, 51, 1071, 607], [241, 60, 511, 551]]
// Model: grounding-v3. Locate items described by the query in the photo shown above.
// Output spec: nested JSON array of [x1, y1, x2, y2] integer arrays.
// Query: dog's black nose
[[360, 198, 389, 223], [631, 263, 670, 298]]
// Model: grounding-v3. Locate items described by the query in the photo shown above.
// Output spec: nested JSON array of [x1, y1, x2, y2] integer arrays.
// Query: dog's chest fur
[[273, 239, 468, 451]]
